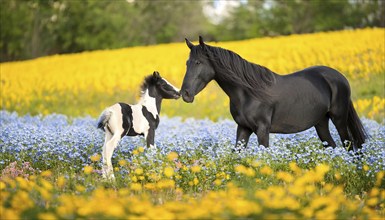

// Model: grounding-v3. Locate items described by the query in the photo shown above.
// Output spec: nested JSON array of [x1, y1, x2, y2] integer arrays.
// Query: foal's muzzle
[[173, 92, 181, 99]]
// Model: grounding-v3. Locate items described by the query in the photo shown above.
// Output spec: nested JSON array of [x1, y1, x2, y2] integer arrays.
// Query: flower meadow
[[1, 111, 385, 219], [1, 28, 384, 120], [1, 28, 385, 219]]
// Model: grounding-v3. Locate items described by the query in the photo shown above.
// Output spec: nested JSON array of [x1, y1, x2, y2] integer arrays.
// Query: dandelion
[[56, 176, 66, 188], [193, 177, 199, 185], [131, 183, 142, 191], [90, 154, 101, 162], [164, 167, 174, 178], [132, 150, 139, 155], [41, 170, 52, 177], [38, 213, 57, 220], [0, 181, 6, 190], [191, 165, 201, 173], [167, 152, 178, 161], [134, 168, 143, 175], [260, 166, 273, 175], [138, 146, 145, 153], [75, 184, 86, 192], [118, 159, 127, 166], [276, 171, 294, 183], [214, 179, 222, 186], [83, 166, 93, 175]]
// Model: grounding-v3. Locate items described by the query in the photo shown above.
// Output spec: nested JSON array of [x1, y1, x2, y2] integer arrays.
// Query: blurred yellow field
[[1, 28, 384, 120]]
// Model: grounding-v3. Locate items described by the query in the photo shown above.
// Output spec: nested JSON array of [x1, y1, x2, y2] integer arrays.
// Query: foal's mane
[[192, 44, 276, 101], [140, 74, 158, 96]]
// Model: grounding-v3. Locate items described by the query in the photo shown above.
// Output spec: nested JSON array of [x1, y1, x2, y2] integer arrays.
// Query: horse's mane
[[192, 44, 276, 101]]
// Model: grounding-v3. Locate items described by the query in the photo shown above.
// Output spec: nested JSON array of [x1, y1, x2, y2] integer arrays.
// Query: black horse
[[181, 36, 367, 151]]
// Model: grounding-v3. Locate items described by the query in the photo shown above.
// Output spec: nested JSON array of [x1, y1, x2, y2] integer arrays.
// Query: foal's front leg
[[145, 128, 156, 150]]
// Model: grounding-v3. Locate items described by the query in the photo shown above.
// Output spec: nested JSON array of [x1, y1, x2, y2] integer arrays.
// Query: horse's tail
[[347, 100, 367, 149], [97, 109, 112, 131]]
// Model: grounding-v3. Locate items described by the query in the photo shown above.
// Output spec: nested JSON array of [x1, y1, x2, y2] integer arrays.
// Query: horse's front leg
[[255, 124, 270, 147], [234, 125, 252, 150], [145, 128, 156, 150]]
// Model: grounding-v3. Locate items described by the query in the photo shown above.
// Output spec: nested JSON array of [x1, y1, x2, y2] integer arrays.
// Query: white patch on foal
[[131, 103, 150, 135], [139, 89, 158, 119]]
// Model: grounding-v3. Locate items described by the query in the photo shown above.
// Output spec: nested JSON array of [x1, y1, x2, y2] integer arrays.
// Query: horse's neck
[[214, 77, 248, 105], [139, 89, 161, 118]]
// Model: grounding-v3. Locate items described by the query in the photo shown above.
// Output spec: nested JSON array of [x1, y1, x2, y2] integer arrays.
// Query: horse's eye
[[195, 61, 201, 65]]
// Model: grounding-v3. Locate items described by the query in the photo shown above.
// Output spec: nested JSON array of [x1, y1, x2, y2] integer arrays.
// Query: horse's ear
[[185, 38, 194, 49], [153, 71, 160, 79], [199, 36, 205, 47]]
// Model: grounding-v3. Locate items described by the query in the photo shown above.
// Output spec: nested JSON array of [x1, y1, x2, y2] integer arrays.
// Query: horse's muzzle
[[181, 90, 194, 103]]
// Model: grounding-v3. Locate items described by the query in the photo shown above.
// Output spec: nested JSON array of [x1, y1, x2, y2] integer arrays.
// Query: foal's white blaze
[[139, 89, 158, 119], [162, 77, 180, 92], [131, 104, 150, 135]]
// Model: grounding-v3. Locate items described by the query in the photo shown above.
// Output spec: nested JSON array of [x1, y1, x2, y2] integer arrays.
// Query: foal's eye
[[195, 60, 201, 65]]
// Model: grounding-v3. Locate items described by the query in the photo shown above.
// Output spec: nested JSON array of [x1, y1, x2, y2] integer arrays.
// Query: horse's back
[[270, 66, 350, 133]]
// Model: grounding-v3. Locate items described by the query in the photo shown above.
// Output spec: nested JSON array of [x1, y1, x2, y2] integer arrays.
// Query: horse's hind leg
[[234, 125, 252, 151], [315, 116, 336, 148], [331, 115, 351, 150]]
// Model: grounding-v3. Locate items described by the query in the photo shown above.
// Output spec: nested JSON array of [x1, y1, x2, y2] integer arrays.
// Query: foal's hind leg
[[102, 133, 121, 180], [315, 116, 336, 148]]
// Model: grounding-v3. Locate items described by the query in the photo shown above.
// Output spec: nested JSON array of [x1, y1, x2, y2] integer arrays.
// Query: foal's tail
[[347, 100, 367, 149], [97, 109, 112, 131]]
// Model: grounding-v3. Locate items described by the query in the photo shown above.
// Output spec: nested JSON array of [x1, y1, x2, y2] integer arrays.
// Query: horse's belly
[[270, 105, 327, 134]]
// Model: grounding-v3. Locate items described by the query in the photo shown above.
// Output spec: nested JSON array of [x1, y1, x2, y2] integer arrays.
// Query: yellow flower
[[75, 184, 86, 192], [41, 170, 52, 177], [191, 165, 201, 173], [0, 181, 6, 190], [57, 176, 66, 188], [164, 166, 174, 178], [38, 213, 58, 220], [276, 171, 294, 183], [131, 183, 142, 191], [134, 168, 143, 175], [193, 177, 199, 185], [260, 166, 273, 175], [90, 154, 101, 162], [214, 179, 222, 186], [144, 183, 156, 190], [289, 162, 301, 174], [167, 151, 179, 161], [138, 146, 145, 153], [83, 165, 93, 175], [118, 159, 127, 166]]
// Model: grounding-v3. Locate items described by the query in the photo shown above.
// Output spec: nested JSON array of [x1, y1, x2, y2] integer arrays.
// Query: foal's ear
[[153, 71, 160, 79], [199, 36, 205, 47], [185, 38, 194, 49]]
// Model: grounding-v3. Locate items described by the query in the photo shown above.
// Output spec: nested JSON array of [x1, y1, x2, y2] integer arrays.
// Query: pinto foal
[[97, 71, 180, 179]]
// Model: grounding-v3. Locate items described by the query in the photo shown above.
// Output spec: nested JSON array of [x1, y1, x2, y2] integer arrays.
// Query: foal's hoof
[[102, 174, 116, 183]]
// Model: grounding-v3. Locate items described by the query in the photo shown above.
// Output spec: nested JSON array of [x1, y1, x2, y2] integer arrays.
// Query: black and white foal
[[97, 71, 180, 179]]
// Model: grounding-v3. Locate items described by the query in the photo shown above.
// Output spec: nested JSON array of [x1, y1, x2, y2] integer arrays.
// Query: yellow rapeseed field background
[[1, 28, 384, 120]]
